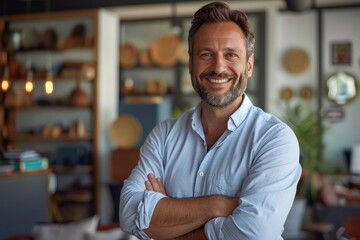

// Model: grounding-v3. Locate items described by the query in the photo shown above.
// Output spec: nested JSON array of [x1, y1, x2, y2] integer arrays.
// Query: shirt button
[[199, 172, 204, 177]]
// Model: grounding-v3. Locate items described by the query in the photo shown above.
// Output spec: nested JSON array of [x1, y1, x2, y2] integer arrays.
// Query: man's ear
[[247, 54, 254, 77]]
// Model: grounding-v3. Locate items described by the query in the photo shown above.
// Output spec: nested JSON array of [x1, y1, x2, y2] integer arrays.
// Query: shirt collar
[[191, 94, 253, 132], [228, 93, 253, 131]]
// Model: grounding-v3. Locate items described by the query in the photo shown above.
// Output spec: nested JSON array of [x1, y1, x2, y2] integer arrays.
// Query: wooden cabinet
[[0, 9, 119, 222], [0, 170, 49, 238]]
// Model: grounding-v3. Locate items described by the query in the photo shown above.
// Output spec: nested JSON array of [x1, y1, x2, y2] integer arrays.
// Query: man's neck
[[200, 95, 243, 125], [200, 95, 244, 149]]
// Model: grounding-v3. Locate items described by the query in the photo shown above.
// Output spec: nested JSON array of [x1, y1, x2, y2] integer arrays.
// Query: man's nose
[[211, 55, 227, 73]]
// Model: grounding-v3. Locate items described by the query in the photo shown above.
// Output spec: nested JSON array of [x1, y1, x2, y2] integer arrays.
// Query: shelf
[[0, 168, 49, 179], [10, 46, 94, 54], [51, 165, 93, 173], [8, 77, 94, 82], [7, 133, 92, 142], [121, 96, 167, 104], [121, 63, 186, 70], [54, 189, 93, 203], [4, 104, 93, 110]]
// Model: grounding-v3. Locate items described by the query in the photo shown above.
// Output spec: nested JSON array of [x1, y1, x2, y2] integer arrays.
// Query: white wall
[[322, 7, 360, 165], [271, 10, 318, 117], [274, 7, 360, 170], [97, 9, 119, 223]]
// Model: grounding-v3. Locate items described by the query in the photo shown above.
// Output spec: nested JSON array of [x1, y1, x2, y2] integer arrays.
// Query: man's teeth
[[208, 78, 228, 83]]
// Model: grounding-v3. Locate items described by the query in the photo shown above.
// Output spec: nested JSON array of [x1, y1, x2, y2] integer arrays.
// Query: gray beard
[[192, 71, 248, 108]]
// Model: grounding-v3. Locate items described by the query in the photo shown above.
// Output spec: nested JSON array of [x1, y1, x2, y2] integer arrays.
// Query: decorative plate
[[279, 87, 294, 101], [299, 85, 314, 99], [150, 34, 181, 67], [284, 48, 309, 74], [109, 115, 142, 148], [120, 43, 138, 68]]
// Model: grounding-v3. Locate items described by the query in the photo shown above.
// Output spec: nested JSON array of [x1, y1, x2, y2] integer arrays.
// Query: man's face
[[189, 21, 254, 108]]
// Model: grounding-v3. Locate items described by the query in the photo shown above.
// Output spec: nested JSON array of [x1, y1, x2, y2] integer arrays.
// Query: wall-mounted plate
[[284, 48, 309, 74], [109, 115, 142, 148]]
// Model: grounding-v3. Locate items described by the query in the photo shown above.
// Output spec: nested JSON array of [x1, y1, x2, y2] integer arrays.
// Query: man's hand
[[145, 173, 167, 195]]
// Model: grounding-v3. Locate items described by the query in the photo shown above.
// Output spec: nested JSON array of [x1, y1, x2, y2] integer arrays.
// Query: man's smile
[[206, 78, 231, 84]]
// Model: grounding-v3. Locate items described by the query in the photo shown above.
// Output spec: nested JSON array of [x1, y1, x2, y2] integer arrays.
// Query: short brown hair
[[188, 1, 255, 59]]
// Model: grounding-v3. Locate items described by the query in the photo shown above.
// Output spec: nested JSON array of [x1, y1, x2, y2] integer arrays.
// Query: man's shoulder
[[248, 105, 293, 136]]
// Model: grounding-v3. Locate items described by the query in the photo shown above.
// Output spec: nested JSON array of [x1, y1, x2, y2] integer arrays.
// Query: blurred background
[[0, 0, 359, 239]]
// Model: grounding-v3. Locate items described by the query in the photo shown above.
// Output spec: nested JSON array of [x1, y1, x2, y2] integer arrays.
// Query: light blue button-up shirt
[[119, 95, 301, 240]]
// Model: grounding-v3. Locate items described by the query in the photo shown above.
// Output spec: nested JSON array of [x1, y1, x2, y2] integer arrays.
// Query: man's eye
[[200, 52, 212, 59], [227, 53, 239, 59]]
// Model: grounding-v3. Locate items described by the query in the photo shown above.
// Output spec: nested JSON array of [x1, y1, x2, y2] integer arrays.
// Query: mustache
[[200, 72, 236, 79]]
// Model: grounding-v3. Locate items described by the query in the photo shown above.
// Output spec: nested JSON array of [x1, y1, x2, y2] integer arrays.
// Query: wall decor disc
[[150, 34, 181, 67], [109, 115, 142, 148], [284, 48, 309, 74], [279, 87, 294, 101], [299, 85, 314, 99], [120, 43, 138, 68]]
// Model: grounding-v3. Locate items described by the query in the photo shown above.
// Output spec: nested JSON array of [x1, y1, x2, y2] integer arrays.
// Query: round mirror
[[325, 71, 358, 105]]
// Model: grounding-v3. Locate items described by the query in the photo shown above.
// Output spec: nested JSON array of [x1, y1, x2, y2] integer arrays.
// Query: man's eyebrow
[[198, 47, 213, 52], [198, 47, 243, 52], [223, 47, 243, 53]]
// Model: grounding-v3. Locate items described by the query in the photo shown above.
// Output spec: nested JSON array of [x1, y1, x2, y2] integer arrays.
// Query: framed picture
[[331, 42, 351, 65]]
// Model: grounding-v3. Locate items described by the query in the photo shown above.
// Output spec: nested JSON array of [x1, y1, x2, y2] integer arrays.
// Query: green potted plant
[[282, 100, 327, 238], [283, 101, 326, 199]]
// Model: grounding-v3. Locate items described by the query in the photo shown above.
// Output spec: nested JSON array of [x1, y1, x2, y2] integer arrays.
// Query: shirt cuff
[[205, 217, 224, 240], [135, 191, 167, 239]]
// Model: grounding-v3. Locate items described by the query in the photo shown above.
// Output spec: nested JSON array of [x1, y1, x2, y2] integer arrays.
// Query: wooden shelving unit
[[0, 9, 119, 223]]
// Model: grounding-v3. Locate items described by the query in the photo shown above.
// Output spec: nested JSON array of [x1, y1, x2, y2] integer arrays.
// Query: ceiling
[[1, 0, 359, 16], [0, 0, 196, 16]]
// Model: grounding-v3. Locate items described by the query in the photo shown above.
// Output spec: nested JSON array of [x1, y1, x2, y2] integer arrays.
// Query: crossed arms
[[143, 174, 239, 240], [119, 119, 301, 239]]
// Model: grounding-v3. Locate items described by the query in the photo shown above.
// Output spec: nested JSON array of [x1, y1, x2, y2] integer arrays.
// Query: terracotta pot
[[22, 92, 33, 107], [40, 28, 58, 49], [69, 80, 90, 107]]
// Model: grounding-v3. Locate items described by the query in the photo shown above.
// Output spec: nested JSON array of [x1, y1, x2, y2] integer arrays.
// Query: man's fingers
[[145, 180, 153, 191], [156, 177, 166, 194], [148, 173, 161, 191], [145, 173, 167, 195]]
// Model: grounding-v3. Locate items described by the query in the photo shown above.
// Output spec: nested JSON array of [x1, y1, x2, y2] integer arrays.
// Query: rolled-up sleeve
[[120, 182, 166, 239], [119, 123, 169, 239]]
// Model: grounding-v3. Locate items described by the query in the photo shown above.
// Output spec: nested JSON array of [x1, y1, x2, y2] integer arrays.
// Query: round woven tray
[[284, 48, 309, 74], [120, 43, 138, 68], [150, 34, 181, 67], [109, 115, 142, 148]]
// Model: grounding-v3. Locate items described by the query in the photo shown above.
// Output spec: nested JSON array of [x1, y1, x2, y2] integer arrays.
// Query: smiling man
[[119, 2, 301, 239]]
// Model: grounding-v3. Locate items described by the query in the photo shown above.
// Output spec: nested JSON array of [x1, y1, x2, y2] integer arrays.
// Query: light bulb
[[25, 81, 34, 93], [1, 67, 10, 92], [45, 71, 53, 94], [45, 80, 53, 94], [25, 70, 34, 93], [1, 78, 10, 92]]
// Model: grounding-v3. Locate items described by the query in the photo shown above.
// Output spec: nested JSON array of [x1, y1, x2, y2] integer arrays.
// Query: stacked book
[[1, 150, 49, 172]]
